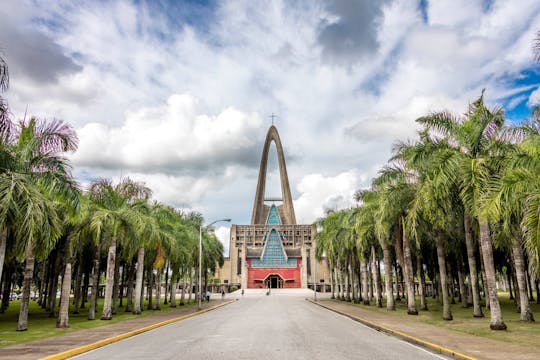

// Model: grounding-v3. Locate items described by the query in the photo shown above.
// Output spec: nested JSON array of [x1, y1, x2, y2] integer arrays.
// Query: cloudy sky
[[1, 0, 540, 254]]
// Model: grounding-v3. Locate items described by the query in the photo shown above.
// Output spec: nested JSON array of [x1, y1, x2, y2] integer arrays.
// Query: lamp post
[[199, 218, 231, 310], [314, 249, 317, 301], [314, 223, 322, 302]]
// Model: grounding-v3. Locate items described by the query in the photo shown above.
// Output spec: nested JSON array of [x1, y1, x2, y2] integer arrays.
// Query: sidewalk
[[310, 299, 538, 360], [1, 300, 233, 360]]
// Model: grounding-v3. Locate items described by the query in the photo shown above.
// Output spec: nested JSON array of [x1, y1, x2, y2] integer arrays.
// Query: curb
[[41, 299, 237, 360], [307, 299, 477, 360]]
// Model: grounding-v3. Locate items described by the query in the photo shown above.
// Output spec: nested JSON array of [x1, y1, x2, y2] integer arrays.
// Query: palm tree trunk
[[507, 269, 514, 300], [45, 252, 55, 311], [417, 252, 428, 311], [467, 277, 474, 306], [133, 247, 144, 314], [38, 261, 47, 307], [72, 258, 83, 314], [180, 271, 187, 305], [436, 232, 452, 320], [331, 267, 336, 299], [48, 256, 60, 318], [164, 262, 169, 305], [338, 266, 344, 300], [0, 229, 7, 288], [350, 261, 358, 303], [394, 263, 401, 301], [1, 265, 12, 313], [512, 266, 520, 308], [478, 218, 506, 330], [511, 239, 534, 322], [170, 273, 177, 308], [448, 262, 455, 305], [57, 251, 72, 328], [464, 213, 483, 317], [154, 269, 161, 310], [147, 267, 154, 310], [187, 270, 193, 303], [111, 247, 121, 315], [139, 269, 145, 312], [81, 266, 90, 309], [344, 265, 350, 302], [360, 259, 369, 305], [125, 262, 134, 312], [457, 260, 469, 308], [371, 246, 382, 308], [17, 244, 35, 331], [535, 280, 540, 305], [525, 268, 534, 301], [101, 236, 117, 320], [119, 262, 126, 308], [457, 265, 468, 308], [88, 246, 100, 320], [368, 265, 373, 302], [402, 230, 418, 315], [382, 242, 395, 310], [394, 219, 404, 302]]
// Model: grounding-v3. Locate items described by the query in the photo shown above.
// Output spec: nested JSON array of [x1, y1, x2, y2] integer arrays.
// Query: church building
[[215, 125, 331, 290]]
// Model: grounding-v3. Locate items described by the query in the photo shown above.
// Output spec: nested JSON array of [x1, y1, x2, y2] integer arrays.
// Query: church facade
[[214, 125, 331, 290]]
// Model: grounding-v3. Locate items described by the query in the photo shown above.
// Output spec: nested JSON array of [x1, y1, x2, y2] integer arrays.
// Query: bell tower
[[250, 125, 296, 225]]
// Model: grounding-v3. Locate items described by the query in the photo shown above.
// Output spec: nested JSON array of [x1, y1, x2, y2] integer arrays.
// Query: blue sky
[[1, 0, 539, 253], [502, 69, 540, 122]]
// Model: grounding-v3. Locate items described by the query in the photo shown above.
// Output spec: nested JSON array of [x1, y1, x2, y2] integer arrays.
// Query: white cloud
[[215, 226, 231, 257], [72, 93, 263, 174], [294, 170, 366, 224], [2, 0, 540, 238]]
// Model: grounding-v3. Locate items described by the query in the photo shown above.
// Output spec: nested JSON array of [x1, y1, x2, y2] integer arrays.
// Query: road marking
[[307, 299, 477, 360], [41, 300, 236, 360]]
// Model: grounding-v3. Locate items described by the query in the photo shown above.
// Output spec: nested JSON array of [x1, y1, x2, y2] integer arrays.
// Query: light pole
[[199, 218, 231, 310], [314, 248, 317, 301]]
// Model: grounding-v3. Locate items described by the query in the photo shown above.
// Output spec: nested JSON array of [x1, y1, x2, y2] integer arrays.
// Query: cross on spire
[[270, 113, 277, 126]]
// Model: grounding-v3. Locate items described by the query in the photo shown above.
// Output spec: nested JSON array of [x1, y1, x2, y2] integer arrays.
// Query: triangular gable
[[266, 204, 281, 225], [251, 229, 296, 268]]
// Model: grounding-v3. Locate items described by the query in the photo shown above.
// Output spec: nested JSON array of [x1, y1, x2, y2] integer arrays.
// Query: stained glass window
[[251, 229, 296, 268], [266, 204, 281, 225]]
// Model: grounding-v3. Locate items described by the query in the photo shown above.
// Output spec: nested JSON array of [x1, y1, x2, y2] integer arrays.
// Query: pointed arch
[[251, 125, 297, 225]]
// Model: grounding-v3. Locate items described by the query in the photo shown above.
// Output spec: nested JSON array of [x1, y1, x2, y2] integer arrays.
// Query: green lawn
[[0, 298, 198, 348], [343, 292, 540, 349]]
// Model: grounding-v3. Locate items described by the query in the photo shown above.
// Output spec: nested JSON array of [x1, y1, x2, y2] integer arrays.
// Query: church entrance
[[265, 274, 284, 289]]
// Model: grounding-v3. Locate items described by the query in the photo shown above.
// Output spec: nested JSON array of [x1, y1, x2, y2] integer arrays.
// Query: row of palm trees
[[0, 57, 224, 331], [315, 91, 540, 331]]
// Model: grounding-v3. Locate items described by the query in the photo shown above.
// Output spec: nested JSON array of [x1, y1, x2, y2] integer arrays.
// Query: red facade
[[246, 258, 301, 288]]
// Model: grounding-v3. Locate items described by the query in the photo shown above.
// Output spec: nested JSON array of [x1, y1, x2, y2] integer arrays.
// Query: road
[[72, 290, 447, 360]]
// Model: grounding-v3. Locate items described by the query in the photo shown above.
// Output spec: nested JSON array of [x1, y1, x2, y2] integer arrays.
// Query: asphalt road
[[72, 291, 447, 360]]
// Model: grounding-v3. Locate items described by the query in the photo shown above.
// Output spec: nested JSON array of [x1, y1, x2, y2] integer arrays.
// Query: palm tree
[[483, 119, 540, 321], [371, 166, 418, 315], [356, 189, 395, 310], [0, 116, 78, 331], [87, 178, 151, 320], [315, 211, 345, 300], [418, 91, 507, 329]]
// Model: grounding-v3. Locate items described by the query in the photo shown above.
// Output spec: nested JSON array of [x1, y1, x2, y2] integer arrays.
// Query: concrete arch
[[251, 125, 296, 225]]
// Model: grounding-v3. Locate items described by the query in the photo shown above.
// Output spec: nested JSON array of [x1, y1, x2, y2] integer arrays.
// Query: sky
[[1, 0, 540, 255]]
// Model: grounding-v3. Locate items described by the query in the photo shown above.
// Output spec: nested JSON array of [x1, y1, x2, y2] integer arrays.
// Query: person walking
[[205, 290, 211, 302]]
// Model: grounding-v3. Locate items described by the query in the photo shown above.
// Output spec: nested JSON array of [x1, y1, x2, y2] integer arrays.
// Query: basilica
[[215, 125, 331, 290]]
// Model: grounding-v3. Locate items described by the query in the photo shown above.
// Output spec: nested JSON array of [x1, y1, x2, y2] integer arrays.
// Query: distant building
[[215, 125, 331, 290]]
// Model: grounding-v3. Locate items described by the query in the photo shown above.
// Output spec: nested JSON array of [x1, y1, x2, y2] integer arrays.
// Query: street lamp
[[199, 218, 231, 310], [314, 249, 317, 301]]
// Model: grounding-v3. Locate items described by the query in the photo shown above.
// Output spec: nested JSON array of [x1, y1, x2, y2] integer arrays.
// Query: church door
[[266, 275, 284, 289]]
